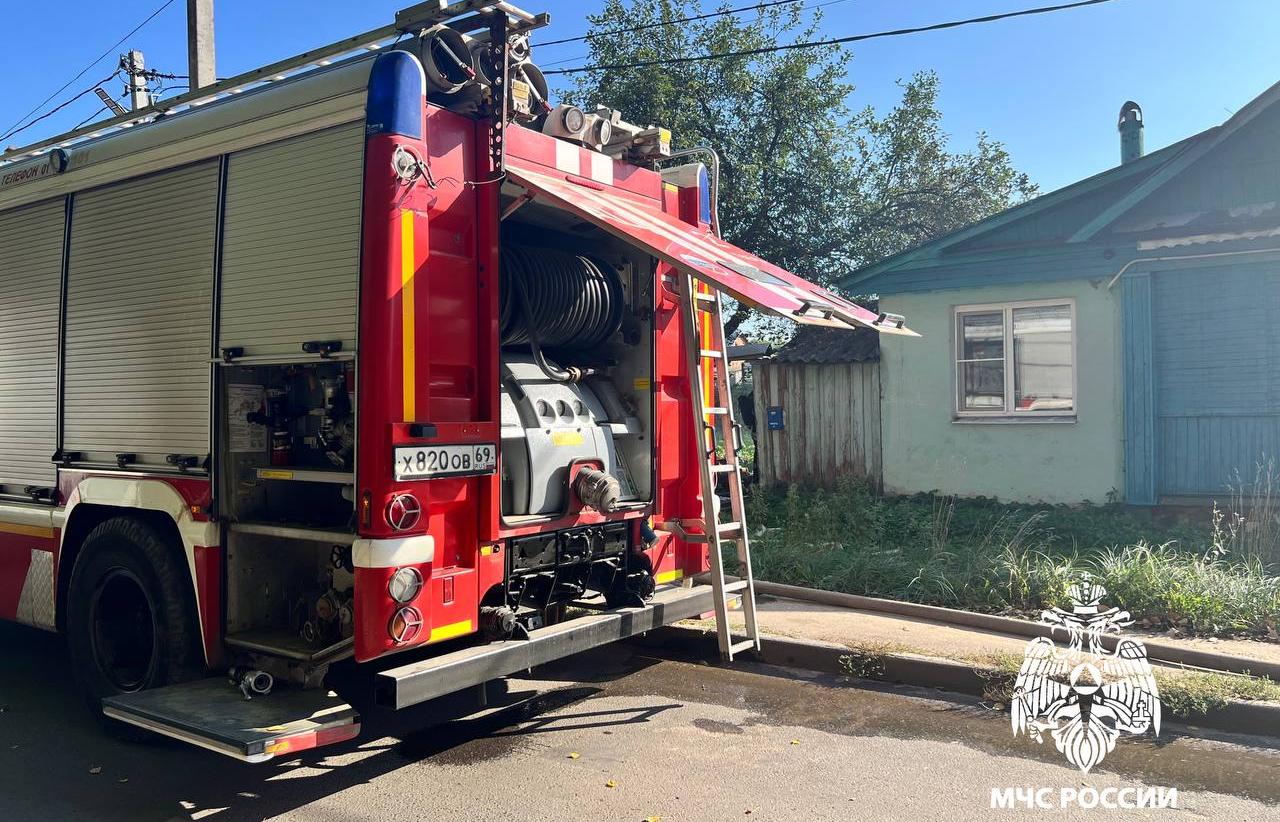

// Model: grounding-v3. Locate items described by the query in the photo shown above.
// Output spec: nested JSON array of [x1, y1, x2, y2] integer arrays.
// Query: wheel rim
[[88, 568, 156, 691]]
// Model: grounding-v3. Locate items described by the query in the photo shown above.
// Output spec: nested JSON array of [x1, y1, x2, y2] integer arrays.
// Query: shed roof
[[727, 342, 773, 361], [770, 326, 879, 364]]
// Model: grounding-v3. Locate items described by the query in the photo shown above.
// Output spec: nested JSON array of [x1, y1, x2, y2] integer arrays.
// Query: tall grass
[[742, 477, 1280, 638], [1095, 542, 1280, 635], [1217, 457, 1280, 569]]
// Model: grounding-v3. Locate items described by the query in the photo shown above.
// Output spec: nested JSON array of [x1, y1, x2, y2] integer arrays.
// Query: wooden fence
[[751, 361, 882, 489]]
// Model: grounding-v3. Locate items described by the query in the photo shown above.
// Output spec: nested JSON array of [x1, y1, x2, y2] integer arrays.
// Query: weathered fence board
[[753, 361, 883, 488]]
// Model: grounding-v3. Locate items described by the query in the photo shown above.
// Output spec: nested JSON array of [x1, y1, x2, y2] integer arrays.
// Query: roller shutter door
[[63, 162, 219, 468], [218, 123, 365, 358], [0, 199, 64, 490]]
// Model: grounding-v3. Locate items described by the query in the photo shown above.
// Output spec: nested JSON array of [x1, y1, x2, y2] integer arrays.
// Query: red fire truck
[[0, 1, 912, 760]]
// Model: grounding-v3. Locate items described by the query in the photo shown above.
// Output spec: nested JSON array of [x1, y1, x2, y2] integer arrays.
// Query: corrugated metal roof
[[770, 325, 879, 364], [839, 77, 1280, 293]]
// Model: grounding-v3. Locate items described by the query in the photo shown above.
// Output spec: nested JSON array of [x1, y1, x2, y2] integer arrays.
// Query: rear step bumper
[[375, 583, 719, 710], [102, 677, 359, 763], [101, 585, 719, 760]]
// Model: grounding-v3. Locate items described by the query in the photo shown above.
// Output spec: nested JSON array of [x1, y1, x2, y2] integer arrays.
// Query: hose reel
[[408, 26, 548, 121], [418, 26, 475, 96], [500, 244, 624, 382]]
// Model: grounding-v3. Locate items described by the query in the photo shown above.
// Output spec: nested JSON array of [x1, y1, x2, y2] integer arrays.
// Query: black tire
[[65, 516, 202, 737]]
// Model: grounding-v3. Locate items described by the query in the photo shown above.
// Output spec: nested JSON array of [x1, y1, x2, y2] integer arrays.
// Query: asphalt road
[[3, 621, 1280, 821]]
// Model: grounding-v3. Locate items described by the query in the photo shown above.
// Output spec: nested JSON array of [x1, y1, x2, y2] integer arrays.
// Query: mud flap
[[101, 678, 359, 763]]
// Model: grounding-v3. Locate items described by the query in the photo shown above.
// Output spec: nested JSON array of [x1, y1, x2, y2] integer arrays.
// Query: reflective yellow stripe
[[258, 469, 294, 480], [0, 521, 55, 539], [401, 209, 417, 422], [428, 619, 474, 644], [550, 431, 585, 446], [655, 568, 684, 584]]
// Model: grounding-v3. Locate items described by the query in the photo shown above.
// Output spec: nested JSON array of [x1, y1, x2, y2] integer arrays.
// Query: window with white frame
[[954, 300, 1075, 417]]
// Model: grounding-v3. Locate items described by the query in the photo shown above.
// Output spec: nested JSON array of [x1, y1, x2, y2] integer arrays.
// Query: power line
[[72, 105, 112, 132], [63, 71, 188, 135], [538, 0, 848, 68], [543, 0, 1121, 75], [0, 72, 122, 143], [533, 0, 844, 48], [2, 0, 177, 141]]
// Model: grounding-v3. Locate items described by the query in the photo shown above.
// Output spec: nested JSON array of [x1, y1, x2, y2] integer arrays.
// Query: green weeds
[[735, 478, 1280, 638]]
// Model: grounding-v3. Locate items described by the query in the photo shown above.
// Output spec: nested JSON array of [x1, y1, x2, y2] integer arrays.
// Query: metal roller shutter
[[63, 162, 219, 468], [0, 199, 64, 490], [218, 123, 365, 358]]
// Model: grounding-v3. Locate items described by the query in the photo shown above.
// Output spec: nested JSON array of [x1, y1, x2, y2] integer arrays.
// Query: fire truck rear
[[0, 1, 912, 761]]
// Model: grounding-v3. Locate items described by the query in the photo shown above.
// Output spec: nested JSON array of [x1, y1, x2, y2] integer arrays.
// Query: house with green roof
[[839, 87, 1280, 505]]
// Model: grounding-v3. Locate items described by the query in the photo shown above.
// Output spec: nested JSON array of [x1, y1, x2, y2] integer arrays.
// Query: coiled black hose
[[500, 244, 624, 382]]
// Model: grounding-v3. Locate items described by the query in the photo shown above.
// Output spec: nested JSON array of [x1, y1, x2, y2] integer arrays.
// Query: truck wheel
[[65, 517, 201, 735]]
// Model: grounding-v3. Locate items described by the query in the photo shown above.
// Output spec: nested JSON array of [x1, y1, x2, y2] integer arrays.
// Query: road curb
[[652, 625, 1280, 740], [743, 579, 1280, 681]]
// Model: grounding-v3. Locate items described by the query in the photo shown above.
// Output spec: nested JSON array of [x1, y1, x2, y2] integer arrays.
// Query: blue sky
[[1, 0, 1277, 193]]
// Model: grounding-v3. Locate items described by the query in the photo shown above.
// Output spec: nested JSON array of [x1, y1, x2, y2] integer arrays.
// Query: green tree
[[560, 0, 1038, 337]]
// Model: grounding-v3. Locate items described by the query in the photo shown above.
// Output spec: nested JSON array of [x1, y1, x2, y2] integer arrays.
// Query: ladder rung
[[694, 292, 717, 303], [717, 521, 742, 535], [700, 349, 723, 359], [704, 407, 729, 415], [709, 463, 738, 474], [722, 579, 749, 593], [729, 639, 757, 655]]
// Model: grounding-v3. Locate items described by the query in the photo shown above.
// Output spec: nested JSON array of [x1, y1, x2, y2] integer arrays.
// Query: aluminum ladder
[[675, 275, 760, 660]]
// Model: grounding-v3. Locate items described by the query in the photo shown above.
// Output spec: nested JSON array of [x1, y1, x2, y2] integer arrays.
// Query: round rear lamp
[[385, 493, 422, 531], [389, 606, 423, 645], [388, 567, 424, 603]]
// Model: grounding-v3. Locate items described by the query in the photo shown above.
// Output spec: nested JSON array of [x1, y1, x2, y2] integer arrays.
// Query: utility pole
[[187, 0, 217, 90], [125, 50, 152, 111]]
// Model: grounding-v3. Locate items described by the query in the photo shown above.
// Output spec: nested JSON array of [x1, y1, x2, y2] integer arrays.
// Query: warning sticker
[[227, 384, 266, 453]]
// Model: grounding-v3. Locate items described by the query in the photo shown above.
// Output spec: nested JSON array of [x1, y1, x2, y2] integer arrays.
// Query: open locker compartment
[[502, 158, 919, 337], [218, 360, 356, 528], [496, 191, 657, 526], [216, 359, 359, 663]]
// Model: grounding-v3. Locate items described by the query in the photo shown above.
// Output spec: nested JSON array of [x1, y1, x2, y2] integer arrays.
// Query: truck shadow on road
[[0, 621, 684, 821]]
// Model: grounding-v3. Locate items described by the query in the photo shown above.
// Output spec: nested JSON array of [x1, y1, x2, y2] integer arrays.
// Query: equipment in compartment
[[222, 361, 356, 528], [294, 566, 355, 648], [496, 236, 650, 520], [494, 231, 656, 621], [224, 528, 357, 665], [502, 521, 654, 619], [573, 466, 621, 513], [317, 376, 354, 468], [499, 244, 624, 383], [220, 360, 359, 664], [499, 353, 638, 516]]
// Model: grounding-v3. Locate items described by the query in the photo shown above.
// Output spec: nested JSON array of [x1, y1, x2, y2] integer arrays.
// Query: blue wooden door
[[1151, 263, 1280, 497]]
